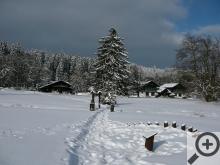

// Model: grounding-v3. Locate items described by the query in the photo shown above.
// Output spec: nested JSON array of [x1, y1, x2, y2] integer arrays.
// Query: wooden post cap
[[155, 121, 159, 126]]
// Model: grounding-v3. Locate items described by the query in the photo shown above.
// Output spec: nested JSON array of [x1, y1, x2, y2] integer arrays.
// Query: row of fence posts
[[163, 121, 196, 132], [144, 121, 197, 152], [146, 121, 196, 132], [89, 91, 115, 112]]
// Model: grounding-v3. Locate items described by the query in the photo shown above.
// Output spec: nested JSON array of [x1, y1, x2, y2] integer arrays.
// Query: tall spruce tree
[[55, 59, 64, 81], [94, 28, 130, 96]]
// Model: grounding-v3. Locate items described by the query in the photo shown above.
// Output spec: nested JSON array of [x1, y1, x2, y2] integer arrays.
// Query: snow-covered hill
[[0, 89, 219, 165]]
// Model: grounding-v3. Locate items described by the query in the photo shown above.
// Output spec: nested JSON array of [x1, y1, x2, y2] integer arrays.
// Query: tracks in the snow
[[67, 108, 109, 165], [66, 108, 187, 165]]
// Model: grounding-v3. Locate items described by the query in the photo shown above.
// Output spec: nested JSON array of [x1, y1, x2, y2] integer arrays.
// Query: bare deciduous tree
[[176, 34, 220, 101]]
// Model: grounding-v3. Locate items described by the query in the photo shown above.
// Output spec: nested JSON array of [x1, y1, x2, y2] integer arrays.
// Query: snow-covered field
[[0, 89, 219, 165]]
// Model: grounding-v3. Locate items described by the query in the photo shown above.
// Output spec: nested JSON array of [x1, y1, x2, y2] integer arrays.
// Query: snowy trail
[[66, 108, 109, 165], [66, 107, 187, 165], [2, 89, 218, 165]]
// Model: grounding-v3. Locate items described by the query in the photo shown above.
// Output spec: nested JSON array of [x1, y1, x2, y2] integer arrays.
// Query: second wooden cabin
[[157, 83, 186, 98]]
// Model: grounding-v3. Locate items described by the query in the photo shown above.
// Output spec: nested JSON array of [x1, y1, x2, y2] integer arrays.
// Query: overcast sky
[[0, 0, 220, 68]]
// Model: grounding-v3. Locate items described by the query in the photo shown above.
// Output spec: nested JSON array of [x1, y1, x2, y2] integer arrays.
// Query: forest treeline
[[0, 42, 178, 92], [1, 33, 219, 102]]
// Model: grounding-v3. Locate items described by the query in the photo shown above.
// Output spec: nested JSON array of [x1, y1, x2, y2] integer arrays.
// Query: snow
[[112, 97, 219, 132], [0, 89, 92, 165], [66, 109, 186, 165], [159, 83, 179, 89], [0, 89, 220, 165], [157, 88, 171, 93], [158, 83, 179, 93], [140, 81, 153, 85], [39, 80, 72, 89]]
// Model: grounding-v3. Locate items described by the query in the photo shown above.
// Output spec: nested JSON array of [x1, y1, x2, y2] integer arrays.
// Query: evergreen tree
[[94, 28, 130, 96], [55, 59, 64, 81]]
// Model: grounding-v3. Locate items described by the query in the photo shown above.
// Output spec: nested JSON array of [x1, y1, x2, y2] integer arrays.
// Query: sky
[[0, 0, 220, 68]]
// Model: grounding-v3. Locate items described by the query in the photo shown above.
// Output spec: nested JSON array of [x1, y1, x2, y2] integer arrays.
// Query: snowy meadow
[[1, 0, 220, 164], [0, 89, 219, 165]]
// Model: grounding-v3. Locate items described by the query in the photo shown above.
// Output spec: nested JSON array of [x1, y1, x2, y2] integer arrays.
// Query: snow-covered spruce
[[94, 28, 130, 96]]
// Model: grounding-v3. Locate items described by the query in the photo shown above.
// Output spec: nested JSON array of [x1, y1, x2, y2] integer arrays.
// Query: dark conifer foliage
[[94, 28, 130, 95], [0, 42, 95, 92]]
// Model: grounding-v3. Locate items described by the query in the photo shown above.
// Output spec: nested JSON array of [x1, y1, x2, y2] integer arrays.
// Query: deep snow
[[0, 89, 219, 165]]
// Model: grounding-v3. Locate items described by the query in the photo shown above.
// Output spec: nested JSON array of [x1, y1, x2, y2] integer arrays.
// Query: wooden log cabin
[[138, 81, 159, 97], [157, 83, 186, 98], [38, 81, 74, 94]]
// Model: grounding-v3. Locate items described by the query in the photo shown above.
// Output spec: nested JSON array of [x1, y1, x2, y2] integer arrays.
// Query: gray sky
[[0, 0, 219, 68]]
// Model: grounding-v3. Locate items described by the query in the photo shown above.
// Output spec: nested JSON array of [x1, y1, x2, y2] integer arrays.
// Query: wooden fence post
[[181, 124, 186, 131], [90, 91, 95, 111], [172, 121, 177, 128], [188, 127, 193, 132], [110, 104, 114, 112], [143, 133, 158, 151], [164, 121, 168, 128], [98, 91, 102, 109]]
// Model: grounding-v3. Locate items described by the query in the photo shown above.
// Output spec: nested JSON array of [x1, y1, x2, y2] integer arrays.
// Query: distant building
[[137, 81, 159, 97], [157, 83, 186, 98], [38, 81, 74, 94]]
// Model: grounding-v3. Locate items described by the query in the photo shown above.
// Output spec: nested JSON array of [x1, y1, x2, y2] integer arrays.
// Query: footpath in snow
[[1, 89, 219, 165], [66, 107, 187, 165]]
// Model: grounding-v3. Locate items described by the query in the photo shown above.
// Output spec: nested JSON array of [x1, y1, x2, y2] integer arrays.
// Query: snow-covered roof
[[157, 83, 179, 93], [157, 88, 171, 93], [159, 83, 179, 89], [140, 81, 154, 85], [39, 80, 72, 89], [50, 81, 72, 86]]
